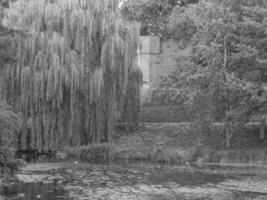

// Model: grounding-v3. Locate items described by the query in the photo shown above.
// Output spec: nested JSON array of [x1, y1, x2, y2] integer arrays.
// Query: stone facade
[[137, 35, 192, 103]]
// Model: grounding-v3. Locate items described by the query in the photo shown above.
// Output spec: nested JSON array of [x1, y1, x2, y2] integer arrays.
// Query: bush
[[0, 103, 20, 146], [66, 143, 112, 163], [0, 102, 20, 169], [140, 105, 190, 122], [168, 6, 197, 41]]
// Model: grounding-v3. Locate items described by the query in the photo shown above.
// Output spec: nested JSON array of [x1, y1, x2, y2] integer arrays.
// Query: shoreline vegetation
[[66, 143, 267, 165], [0, 158, 26, 193], [66, 123, 267, 165], [9, 122, 267, 166], [1, 124, 267, 196], [2, 121, 266, 195]]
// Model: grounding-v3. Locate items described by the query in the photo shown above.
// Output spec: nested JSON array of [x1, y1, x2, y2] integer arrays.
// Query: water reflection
[[2, 163, 267, 200], [4, 178, 68, 200]]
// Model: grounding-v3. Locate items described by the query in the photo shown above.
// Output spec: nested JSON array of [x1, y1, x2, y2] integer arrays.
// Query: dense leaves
[[0, 1, 22, 173], [121, 0, 199, 37], [1, 0, 140, 152], [153, 0, 267, 143], [0, 102, 21, 178], [0, 102, 20, 154]]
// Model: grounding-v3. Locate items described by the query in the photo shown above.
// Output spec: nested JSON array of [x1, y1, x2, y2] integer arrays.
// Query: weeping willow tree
[[120, 64, 142, 131], [1, 0, 140, 153]]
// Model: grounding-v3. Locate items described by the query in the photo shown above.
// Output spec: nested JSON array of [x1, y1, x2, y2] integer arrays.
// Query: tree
[[0, 102, 20, 155], [120, 64, 142, 131], [1, 0, 140, 153], [0, 0, 20, 163], [154, 0, 267, 147]]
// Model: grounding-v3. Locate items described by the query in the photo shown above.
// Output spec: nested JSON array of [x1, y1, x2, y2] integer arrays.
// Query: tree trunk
[[223, 36, 231, 148]]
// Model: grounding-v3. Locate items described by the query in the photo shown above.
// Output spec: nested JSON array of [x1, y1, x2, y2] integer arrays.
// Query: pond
[[2, 162, 267, 200]]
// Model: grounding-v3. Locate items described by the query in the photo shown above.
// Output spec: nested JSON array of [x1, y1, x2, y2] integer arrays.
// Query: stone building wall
[[138, 36, 192, 103]]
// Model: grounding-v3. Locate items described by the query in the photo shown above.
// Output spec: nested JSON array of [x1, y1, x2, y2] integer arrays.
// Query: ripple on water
[[2, 163, 267, 200]]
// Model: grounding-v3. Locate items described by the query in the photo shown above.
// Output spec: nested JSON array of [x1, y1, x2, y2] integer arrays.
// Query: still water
[[2, 162, 267, 200]]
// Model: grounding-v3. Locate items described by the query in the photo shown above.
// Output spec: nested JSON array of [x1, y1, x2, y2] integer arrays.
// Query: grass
[[197, 149, 267, 164], [66, 123, 196, 164], [66, 143, 112, 162], [66, 143, 193, 165], [65, 144, 267, 165], [65, 123, 267, 165], [140, 105, 190, 122], [112, 145, 193, 164], [66, 143, 112, 163]]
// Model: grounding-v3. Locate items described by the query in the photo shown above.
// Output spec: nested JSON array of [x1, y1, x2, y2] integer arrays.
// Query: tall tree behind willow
[[2, 0, 140, 152], [154, 0, 267, 147]]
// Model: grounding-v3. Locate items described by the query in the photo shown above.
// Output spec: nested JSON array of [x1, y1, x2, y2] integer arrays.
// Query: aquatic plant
[[1, 0, 140, 152]]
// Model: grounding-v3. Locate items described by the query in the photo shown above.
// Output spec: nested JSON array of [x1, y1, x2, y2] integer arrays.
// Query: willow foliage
[[2, 0, 140, 152]]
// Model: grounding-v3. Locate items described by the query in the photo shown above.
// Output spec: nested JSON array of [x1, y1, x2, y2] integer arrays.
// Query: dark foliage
[[151, 0, 267, 148], [121, 0, 199, 37]]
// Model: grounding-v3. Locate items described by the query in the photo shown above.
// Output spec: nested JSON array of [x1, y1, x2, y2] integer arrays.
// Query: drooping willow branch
[[2, 0, 140, 152]]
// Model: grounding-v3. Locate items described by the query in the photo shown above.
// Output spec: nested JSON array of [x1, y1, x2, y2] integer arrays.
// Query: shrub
[[66, 143, 112, 163], [0, 102, 20, 169]]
